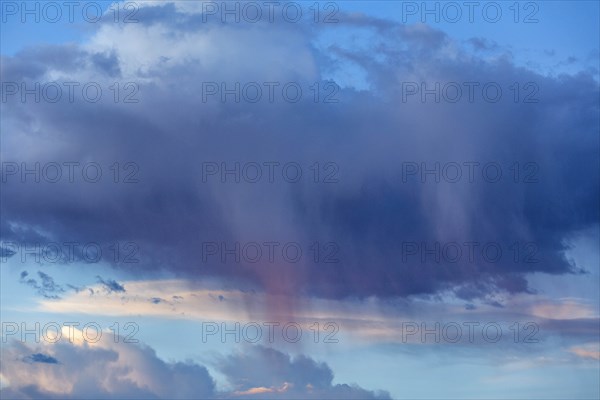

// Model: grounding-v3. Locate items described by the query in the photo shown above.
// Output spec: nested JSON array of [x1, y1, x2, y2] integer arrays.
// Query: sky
[[0, 1, 599, 399]]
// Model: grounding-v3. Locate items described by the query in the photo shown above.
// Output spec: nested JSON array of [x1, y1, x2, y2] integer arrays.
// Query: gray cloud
[[22, 353, 59, 364], [1, 7, 598, 305], [217, 345, 390, 399], [1, 338, 386, 399], [19, 271, 65, 299], [1, 336, 215, 399], [96, 276, 126, 293]]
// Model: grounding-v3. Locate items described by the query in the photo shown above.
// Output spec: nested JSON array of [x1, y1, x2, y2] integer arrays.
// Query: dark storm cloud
[[1, 9, 598, 301]]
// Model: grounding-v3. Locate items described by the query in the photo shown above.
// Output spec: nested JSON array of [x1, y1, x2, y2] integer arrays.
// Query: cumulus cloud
[[218, 345, 390, 399], [0, 329, 385, 399], [1, 327, 216, 399]]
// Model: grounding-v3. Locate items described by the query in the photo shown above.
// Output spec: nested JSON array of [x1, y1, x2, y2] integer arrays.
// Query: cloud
[[528, 298, 599, 320], [96, 276, 126, 293], [19, 271, 65, 299], [1, 5, 598, 398], [1, 3, 598, 305], [570, 343, 600, 361], [22, 353, 59, 364], [1, 328, 216, 399], [0, 245, 17, 258], [0, 329, 386, 399], [468, 37, 499, 51], [32, 279, 598, 354], [218, 345, 390, 399]]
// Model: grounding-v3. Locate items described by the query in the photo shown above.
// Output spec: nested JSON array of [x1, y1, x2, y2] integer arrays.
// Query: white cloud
[[0, 329, 387, 399]]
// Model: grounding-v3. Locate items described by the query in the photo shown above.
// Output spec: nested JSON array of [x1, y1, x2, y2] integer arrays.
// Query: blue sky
[[1, 1, 599, 399]]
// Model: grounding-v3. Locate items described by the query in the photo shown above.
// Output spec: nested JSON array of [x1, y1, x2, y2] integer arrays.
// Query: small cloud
[[0, 246, 17, 259], [530, 299, 597, 320], [209, 293, 226, 302], [468, 37, 498, 51], [19, 271, 64, 299], [485, 300, 504, 308], [570, 344, 600, 360], [38, 271, 63, 292], [23, 353, 59, 364], [96, 276, 126, 293], [66, 284, 86, 293], [234, 382, 291, 396]]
